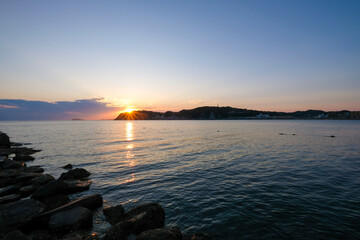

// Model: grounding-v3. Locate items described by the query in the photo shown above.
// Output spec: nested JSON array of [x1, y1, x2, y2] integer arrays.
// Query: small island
[[115, 106, 360, 120]]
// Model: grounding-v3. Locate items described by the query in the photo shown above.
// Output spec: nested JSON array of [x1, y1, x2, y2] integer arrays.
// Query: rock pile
[[0, 132, 211, 240]]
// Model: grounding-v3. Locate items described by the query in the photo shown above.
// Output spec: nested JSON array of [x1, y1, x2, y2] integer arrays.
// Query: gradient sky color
[[0, 0, 359, 119]]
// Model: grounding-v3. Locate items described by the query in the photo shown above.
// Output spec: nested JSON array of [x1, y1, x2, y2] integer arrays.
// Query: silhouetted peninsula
[[115, 106, 359, 120]]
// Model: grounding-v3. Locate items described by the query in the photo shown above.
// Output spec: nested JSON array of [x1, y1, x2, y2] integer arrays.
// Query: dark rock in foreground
[[135, 228, 182, 240], [0, 160, 24, 170], [190, 232, 212, 240], [0, 194, 21, 204], [103, 204, 126, 225], [104, 202, 165, 240], [39, 194, 70, 211], [31, 180, 68, 200], [104, 221, 133, 240], [3, 229, 30, 240], [31, 194, 102, 226], [0, 199, 46, 234], [0, 133, 11, 148], [13, 155, 35, 162], [59, 168, 90, 180], [125, 203, 165, 234], [0, 185, 20, 197], [63, 180, 92, 194], [19, 185, 37, 197], [48, 206, 93, 232], [31, 174, 55, 186]]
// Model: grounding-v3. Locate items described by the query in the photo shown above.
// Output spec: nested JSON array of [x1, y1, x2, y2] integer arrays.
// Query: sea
[[1, 120, 360, 240]]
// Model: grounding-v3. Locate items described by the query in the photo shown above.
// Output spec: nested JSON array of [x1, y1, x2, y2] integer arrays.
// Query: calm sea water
[[1, 120, 360, 239]]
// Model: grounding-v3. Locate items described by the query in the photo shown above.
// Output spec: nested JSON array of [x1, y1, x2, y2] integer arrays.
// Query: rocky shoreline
[[0, 132, 211, 240]]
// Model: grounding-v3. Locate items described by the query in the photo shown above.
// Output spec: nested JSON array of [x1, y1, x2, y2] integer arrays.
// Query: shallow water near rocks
[[1, 120, 360, 240]]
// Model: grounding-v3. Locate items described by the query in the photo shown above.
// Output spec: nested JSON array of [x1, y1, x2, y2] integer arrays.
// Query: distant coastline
[[115, 106, 360, 120]]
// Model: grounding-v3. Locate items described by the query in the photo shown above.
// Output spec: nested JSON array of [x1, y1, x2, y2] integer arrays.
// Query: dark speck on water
[[1, 120, 359, 239]]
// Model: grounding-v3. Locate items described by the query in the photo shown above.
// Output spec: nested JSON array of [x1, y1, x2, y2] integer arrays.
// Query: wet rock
[[125, 203, 165, 234], [0, 159, 24, 170], [0, 199, 46, 234], [59, 168, 90, 181], [0, 194, 21, 204], [19, 185, 37, 197], [190, 233, 212, 240], [60, 230, 99, 240], [135, 228, 182, 240], [31, 174, 55, 186], [0, 185, 20, 197], [0, 133, 11, 148], [0, 169, 22, 178], [0, 177, 12, 188], [104, 220, 133, 240], [31, 180, 68, 200], [104, 204, 126, 225], [27, 230, 54, 240], [10, 142, 23, 147], [63, 180, 92, 194], [3, 229, 30, 240], [23, 166, 45, 173], [63, 164, 73, 169], [13, 155, 35, 162], [11, 147, 41, 155], [39, 194, 70, 211], [48, 206, 93, 232], [31, 194, 103, 226], [15, 173, 43, 184]]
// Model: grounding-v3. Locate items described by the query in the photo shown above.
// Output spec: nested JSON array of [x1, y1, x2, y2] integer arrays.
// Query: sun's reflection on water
[[119, 122, 136, 184]]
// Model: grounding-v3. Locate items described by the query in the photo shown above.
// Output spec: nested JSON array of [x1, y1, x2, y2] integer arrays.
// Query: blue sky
[[0, 0, 359, 119]]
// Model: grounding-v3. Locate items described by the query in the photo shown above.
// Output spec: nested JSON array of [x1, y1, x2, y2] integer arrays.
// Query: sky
[[0, 0, 359, 120]]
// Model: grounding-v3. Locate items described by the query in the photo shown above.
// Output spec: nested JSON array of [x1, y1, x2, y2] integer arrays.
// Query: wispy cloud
[[0, 98, 123, 120]]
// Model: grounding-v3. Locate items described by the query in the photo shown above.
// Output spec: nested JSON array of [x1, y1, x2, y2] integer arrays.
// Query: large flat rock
[[48, 206, 93, 233], [0, 199, 46, 234]]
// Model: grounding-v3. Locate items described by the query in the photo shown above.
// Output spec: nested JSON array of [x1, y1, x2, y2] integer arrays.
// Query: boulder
[[23, 166, 44, 173], [15, 173, 43, 184], [31, 174, 55, 186], [31, 194, 102, 226], [0, 199, 46, 234], [104, 220, 133, 240], [103, 204, 126, 225], [27, 230, 54, 240], [48, 206, 93, 232], [0, 194, 21, 204], [0, 160, 24, 170], [3, 229, 30, 240], [0, 178, 12, 188], [39, 194, 70, 211], [13, 155, 35, 162], [0, 133, 10, 148], [11, 147, 40, 155], [190, 233, 212, 240], [31, 180, 68, 200], [62, 164, 73, 170], [58, 168, 90, 180], [10, 142, 23, 147], [125, 203, 165, 234], [63, 180, 92, 194], [59, 230, 99, 240], [135, 228, 182, 240], [31, 179, 91, 199], [0, 185, 20, 197], [0, 169, 22, 178], [19, 185, 37, 197]]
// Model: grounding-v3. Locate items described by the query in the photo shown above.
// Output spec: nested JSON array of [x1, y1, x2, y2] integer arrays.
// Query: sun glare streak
[[126, 122, 133, 141]]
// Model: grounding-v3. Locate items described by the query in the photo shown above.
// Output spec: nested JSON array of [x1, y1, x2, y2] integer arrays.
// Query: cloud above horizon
[[0, 98, 123, 120]]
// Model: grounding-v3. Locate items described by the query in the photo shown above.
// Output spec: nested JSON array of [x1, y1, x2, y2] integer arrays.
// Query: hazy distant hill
[[115, 106, 355, 120]]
